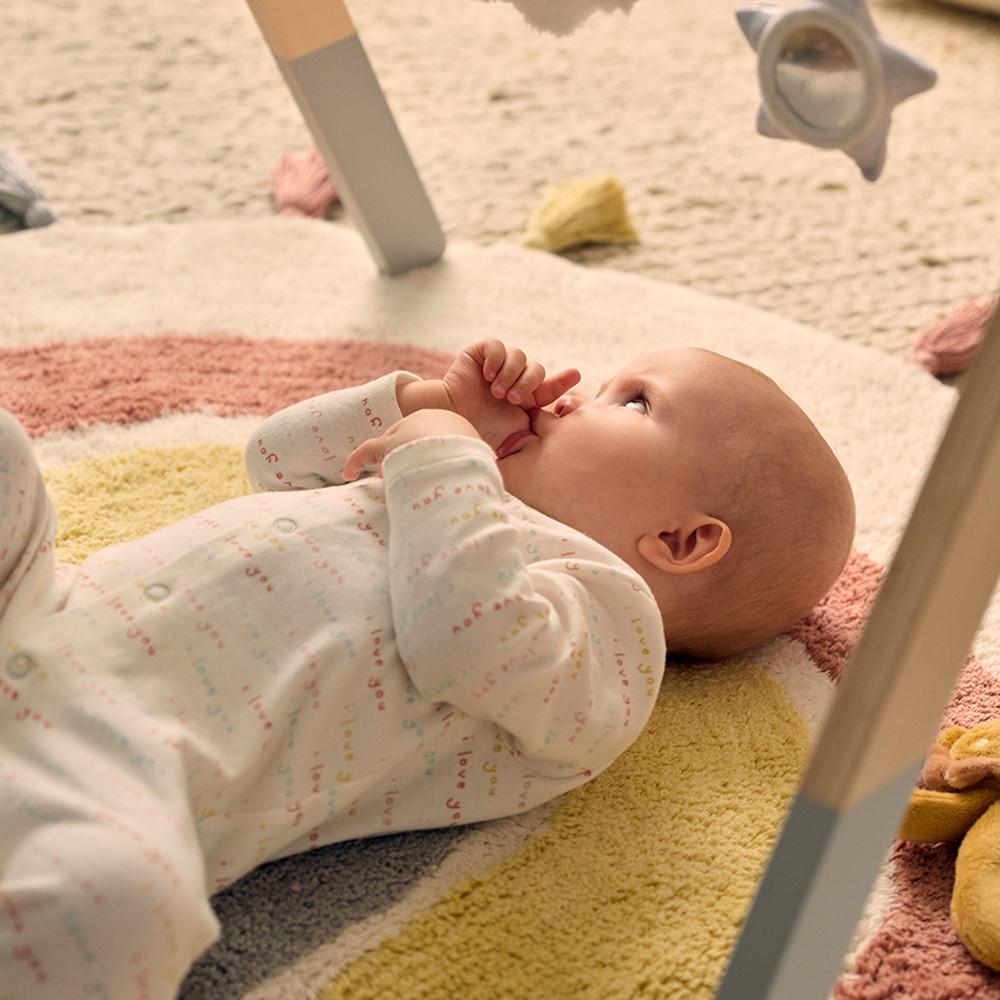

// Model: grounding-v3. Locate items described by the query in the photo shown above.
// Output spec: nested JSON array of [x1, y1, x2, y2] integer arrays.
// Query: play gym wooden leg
[[245, 0, 445, 275], [717, 301, 1000, 998]]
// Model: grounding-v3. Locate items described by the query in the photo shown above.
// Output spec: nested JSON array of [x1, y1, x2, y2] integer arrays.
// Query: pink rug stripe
[[838, 835, 1000, 997], [9, 331, 998, 989], [791, 550, 884, 682], [0, 333, 451, 437]]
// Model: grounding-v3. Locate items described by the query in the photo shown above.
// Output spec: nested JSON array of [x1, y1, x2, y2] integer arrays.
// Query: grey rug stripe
[[181, 827, 470, 998]]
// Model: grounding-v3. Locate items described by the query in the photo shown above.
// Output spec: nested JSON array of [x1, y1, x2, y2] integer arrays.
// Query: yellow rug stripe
[[319, 662, 809, 1000], [43, 444, 249, 563]]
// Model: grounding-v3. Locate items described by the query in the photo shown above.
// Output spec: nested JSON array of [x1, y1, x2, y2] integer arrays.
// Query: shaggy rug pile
[[3, 0, 999, 358]]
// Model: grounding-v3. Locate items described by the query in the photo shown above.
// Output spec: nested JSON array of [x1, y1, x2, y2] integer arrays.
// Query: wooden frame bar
[[246, 0, 445, 275], [718, 301, 1000, 998]]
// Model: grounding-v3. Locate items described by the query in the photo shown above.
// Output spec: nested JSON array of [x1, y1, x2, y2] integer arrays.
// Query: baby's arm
[[245, 371, 425, 491], [379, 434, 666, 778], [246, 341, 578, 491]]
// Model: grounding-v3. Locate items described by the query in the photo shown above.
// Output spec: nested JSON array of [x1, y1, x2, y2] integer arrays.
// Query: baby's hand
[[440, 340, 580, 447], [449, 340, 580, 408], [341, 410, 480, 481]]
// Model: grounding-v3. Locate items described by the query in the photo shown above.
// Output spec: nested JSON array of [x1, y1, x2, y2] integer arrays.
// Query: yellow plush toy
[[899, 720, 1000, 970]]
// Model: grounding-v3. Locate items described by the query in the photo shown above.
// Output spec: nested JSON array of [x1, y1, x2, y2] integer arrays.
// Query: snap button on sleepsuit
[[4, 652, 35, 678]]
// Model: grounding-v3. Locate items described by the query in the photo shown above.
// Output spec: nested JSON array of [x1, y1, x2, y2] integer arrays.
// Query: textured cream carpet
[[3, 0, 998, 359]]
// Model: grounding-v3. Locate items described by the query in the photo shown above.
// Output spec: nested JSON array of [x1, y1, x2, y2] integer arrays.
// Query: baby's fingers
[[505, 362, 547, 404], [342, 439, 380, 481], [489, 346, 528, 398], [480, 340, 508, 382], [532, 367, 582, 408]]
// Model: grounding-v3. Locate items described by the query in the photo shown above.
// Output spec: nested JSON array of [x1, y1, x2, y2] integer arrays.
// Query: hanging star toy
[[736, 0, 937, 181]]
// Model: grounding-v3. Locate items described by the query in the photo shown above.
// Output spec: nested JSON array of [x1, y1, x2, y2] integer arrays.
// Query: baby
[[0, 340, 853, 999]]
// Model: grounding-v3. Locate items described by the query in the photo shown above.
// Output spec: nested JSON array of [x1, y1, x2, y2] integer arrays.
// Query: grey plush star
[[736, 0, 937, 180]]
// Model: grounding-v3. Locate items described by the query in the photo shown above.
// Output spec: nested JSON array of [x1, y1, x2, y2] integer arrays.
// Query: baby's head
[[497, 347, 855, 660]]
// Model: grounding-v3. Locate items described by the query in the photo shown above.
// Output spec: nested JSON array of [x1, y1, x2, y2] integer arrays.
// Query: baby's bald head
[[656, 351, 855, 659]]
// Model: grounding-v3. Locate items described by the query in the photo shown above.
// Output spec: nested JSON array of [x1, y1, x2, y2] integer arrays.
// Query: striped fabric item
[[3, 218, 997, 999]]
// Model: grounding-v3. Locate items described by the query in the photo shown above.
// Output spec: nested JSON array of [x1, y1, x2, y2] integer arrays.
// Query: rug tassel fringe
[[270, 149, 340, 219], [524, 174, 639, 253], [910, 297, 997, 377]]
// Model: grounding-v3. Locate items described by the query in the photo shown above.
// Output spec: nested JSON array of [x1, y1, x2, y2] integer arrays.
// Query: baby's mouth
[[495, 409, 544, 460], [495, 428, 535, 460]]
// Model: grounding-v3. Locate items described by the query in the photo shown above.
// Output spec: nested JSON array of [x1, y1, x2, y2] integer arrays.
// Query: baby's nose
[[553, 393, 583, 417]]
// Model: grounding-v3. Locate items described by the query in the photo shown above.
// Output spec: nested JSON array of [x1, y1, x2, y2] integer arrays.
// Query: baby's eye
[[623, 394, 648, 413]]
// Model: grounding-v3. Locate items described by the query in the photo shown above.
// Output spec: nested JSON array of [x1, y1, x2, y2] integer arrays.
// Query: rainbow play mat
[[3, 218, 998, 999]]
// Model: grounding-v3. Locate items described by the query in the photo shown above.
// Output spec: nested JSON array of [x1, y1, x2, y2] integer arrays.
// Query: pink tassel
[[270, 149, 339, 218], [910, 297, 997, 377]]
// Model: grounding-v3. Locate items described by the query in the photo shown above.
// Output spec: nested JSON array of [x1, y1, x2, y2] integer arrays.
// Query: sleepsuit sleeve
[[244, 370, 421, 491], [381, 435, 667, 780]]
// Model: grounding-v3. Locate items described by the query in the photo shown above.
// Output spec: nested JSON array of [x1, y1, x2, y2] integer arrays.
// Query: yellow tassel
[[523, 174, 639, 253]]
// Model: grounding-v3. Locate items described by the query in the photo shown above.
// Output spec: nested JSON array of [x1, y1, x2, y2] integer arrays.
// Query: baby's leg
[[0, 742, 220, 999], [1, 825, 219, 999], [0, 411, 218, 996], [0, 409, 70, 647]]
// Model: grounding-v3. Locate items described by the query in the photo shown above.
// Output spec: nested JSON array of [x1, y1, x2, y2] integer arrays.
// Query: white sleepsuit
[[0, 371, 666, 999]]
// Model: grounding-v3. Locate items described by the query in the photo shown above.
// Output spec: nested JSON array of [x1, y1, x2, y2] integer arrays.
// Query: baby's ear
[[638, 518, 732, 576]]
